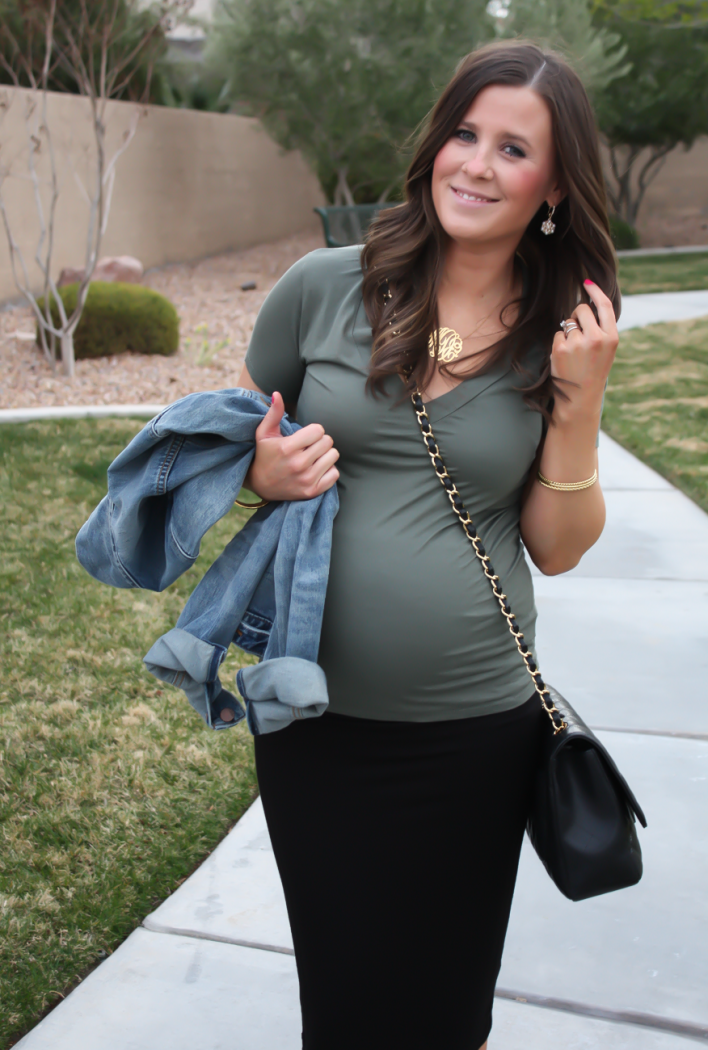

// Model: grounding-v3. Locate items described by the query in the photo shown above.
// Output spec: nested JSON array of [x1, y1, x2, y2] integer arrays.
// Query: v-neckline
[[419, 356, 500, 405], [352, 292, 512, 421], [421, 365, 511, 423]]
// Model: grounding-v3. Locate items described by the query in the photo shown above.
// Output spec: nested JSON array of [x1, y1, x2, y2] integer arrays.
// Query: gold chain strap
[[411, 390, 567, 735]]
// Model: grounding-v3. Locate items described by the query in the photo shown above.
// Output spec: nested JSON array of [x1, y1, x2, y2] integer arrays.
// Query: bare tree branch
[[0, 0, 193, 376]]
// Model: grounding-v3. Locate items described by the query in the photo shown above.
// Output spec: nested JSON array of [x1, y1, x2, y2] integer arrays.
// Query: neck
[[440, 236, 519, 305]]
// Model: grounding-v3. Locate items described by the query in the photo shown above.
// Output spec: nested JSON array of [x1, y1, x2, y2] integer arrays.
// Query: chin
[[442, 218, 502, 243], [440, 212, 522, 246]]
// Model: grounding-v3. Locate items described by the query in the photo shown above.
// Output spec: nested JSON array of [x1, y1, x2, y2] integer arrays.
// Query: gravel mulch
[[1, 230, 324, 409]]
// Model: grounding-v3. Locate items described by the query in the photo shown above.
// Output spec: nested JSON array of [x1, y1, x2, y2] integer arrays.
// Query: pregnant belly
[[316, 512, 536, 720]]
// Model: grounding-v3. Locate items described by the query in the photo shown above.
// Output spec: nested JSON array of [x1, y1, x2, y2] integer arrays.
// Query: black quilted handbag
[[411, 390, 647, 901]]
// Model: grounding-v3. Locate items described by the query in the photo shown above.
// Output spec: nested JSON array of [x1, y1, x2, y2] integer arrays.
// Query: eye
[[454, 128, 476, 144], [503, 143, 526, 158]]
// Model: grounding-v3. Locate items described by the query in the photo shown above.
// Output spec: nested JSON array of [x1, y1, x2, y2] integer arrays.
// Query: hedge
[[609, 215, 641, 252], [36, 281, 179, 359]]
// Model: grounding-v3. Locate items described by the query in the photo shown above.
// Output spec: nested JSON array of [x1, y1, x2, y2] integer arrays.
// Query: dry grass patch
[[618, 251, 708, 295], [603, 315, 708, 511], [0, 419, 259, 1048]]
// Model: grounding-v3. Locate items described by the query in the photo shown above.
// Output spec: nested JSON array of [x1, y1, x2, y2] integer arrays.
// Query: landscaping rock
[[57, 256, 144, 287], [0, 231, 322, 410]]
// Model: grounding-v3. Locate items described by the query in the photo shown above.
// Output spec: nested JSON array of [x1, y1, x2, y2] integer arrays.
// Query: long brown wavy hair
[[361, 40, 620, 416]]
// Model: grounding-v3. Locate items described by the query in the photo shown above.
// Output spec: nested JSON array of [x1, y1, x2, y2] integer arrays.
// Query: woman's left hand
[[550, 279, 619, 426]]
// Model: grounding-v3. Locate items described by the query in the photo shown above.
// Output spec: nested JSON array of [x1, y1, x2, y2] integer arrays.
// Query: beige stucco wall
[[1, 85, 705, 301], [631, 137, 708, 247], [0, 86, 324, 303]]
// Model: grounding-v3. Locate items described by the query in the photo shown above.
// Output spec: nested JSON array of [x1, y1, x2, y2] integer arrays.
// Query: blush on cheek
[[432, 141, 460, 181], [512, 167, 546, 195], [508, 166, 552, 211]]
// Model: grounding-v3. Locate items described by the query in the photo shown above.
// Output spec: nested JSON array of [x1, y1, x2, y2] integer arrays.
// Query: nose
[[461, 141, 494, 179], [461, 154, 493, 179]]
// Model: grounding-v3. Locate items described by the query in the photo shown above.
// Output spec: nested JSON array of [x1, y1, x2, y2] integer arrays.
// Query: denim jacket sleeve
[[75, 388, 273, 591], [75, 387, 339, 738]]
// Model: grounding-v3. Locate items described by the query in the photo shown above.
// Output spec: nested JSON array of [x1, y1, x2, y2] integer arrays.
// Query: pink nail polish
[[584, 279, 594, 286]]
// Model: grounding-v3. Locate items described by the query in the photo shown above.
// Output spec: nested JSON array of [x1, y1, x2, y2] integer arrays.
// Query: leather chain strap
[[411, 390, 567, 734]]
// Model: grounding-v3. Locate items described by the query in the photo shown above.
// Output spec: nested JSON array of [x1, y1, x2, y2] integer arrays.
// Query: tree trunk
[[607, 145, 638, 226], [606, 143, 676, 228], [60, 330, 75, 378], [334, 166, 355, 207]]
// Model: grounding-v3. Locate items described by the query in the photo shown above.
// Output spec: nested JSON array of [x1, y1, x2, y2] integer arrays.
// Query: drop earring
[[541, 204, 556, 235]]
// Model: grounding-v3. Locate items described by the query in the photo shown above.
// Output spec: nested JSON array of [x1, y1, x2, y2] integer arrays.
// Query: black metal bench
[[314, 204, 397, 248]]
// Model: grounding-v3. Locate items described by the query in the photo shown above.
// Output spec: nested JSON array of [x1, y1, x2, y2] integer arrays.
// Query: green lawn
[[0, 419, 259, 1049], [618, 251, 708, 295], [603, 315, 708, 513]]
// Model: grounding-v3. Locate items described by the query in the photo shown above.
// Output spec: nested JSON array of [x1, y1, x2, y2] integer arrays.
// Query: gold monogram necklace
[[384, 280, 505, 365], [428, 327, 464, 363], [427, 289, 510, 363], [427, 317, 504, 364]]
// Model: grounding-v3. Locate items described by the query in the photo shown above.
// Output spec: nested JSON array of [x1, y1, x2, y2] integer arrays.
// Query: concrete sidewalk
[[617, 288, 708, 332], [13, 294, 708, 1049]]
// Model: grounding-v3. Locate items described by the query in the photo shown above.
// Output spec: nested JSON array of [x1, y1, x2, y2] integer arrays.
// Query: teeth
[[456, 190, 491, 202]]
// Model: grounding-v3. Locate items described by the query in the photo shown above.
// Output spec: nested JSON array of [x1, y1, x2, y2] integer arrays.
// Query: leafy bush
[[37, 282, 179, 359], [609, 214, 641, 251]]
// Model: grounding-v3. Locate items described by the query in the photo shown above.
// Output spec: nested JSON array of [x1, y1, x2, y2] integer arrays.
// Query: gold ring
[[234, 496, 270, 509]]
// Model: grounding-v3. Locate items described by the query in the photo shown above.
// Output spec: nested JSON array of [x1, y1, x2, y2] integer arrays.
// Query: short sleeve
[[244, 256, 307, 404]]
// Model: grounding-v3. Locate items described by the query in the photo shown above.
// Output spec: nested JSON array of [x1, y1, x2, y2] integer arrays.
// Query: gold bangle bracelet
[[537, 469, 598, 492], [234, 496, 270, 509]]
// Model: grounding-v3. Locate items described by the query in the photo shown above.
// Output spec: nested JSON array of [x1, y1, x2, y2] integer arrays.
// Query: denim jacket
[[75, 388, 339, 735]]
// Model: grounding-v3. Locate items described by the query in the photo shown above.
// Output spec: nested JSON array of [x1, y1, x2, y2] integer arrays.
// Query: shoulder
[[284, 244, 363, 296], [248, 245, 363, 347], [264, 245, 363, 329]]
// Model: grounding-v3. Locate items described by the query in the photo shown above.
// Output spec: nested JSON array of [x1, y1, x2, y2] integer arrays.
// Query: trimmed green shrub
[[36, 282, 179, 359], [609, 215, 640, 251]]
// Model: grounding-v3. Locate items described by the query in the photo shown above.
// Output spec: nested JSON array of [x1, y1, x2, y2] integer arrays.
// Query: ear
[[546, 176, 566, 209]]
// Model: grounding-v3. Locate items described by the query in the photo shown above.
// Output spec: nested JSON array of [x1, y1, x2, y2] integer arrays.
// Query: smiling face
[[431, 84, 563, 248]]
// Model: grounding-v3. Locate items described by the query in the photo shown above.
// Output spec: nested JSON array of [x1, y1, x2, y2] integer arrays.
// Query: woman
[[237, 41, 619, 1050]]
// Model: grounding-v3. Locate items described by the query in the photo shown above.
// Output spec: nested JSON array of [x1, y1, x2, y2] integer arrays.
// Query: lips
[[451, 186, 499, 203]]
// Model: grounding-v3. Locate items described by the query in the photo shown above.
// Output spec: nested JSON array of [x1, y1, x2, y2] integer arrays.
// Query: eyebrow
[[457, 120, 533, 150]]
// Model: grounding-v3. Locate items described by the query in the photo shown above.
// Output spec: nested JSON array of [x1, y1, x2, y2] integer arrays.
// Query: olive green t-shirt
[[245, 246, 545, 721]]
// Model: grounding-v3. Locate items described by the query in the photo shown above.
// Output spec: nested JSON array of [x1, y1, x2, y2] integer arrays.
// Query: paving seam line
[[615, 244, 708, 257], [141, 917, 295, 955], [0, 405, 168, 423], [141, 920, 708, 1043], [494, 988, 708, 1044], [590, 726, 708, 741]]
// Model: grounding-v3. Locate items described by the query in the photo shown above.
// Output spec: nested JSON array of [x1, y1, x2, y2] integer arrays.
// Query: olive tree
[[495, 0, 630, 95], [591, 0, 708, 227], [207, 0, 492, 205]]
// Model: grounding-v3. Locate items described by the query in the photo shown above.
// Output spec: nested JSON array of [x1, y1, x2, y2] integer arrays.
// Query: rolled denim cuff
[[237, 658, 329, 735], [144, 628, 245, 730], [209, 689, 247, 731]]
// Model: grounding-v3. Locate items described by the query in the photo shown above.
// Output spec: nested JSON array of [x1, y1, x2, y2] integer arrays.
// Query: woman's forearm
[[520, 414, 605, 575], [520, 279, 619, 576]]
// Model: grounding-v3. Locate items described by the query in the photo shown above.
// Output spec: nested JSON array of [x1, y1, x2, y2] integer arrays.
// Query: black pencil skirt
[[254, 694, 544, 1050]]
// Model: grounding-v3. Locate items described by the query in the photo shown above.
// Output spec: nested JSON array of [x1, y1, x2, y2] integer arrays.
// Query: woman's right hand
[[245, 391, 340, 501]]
